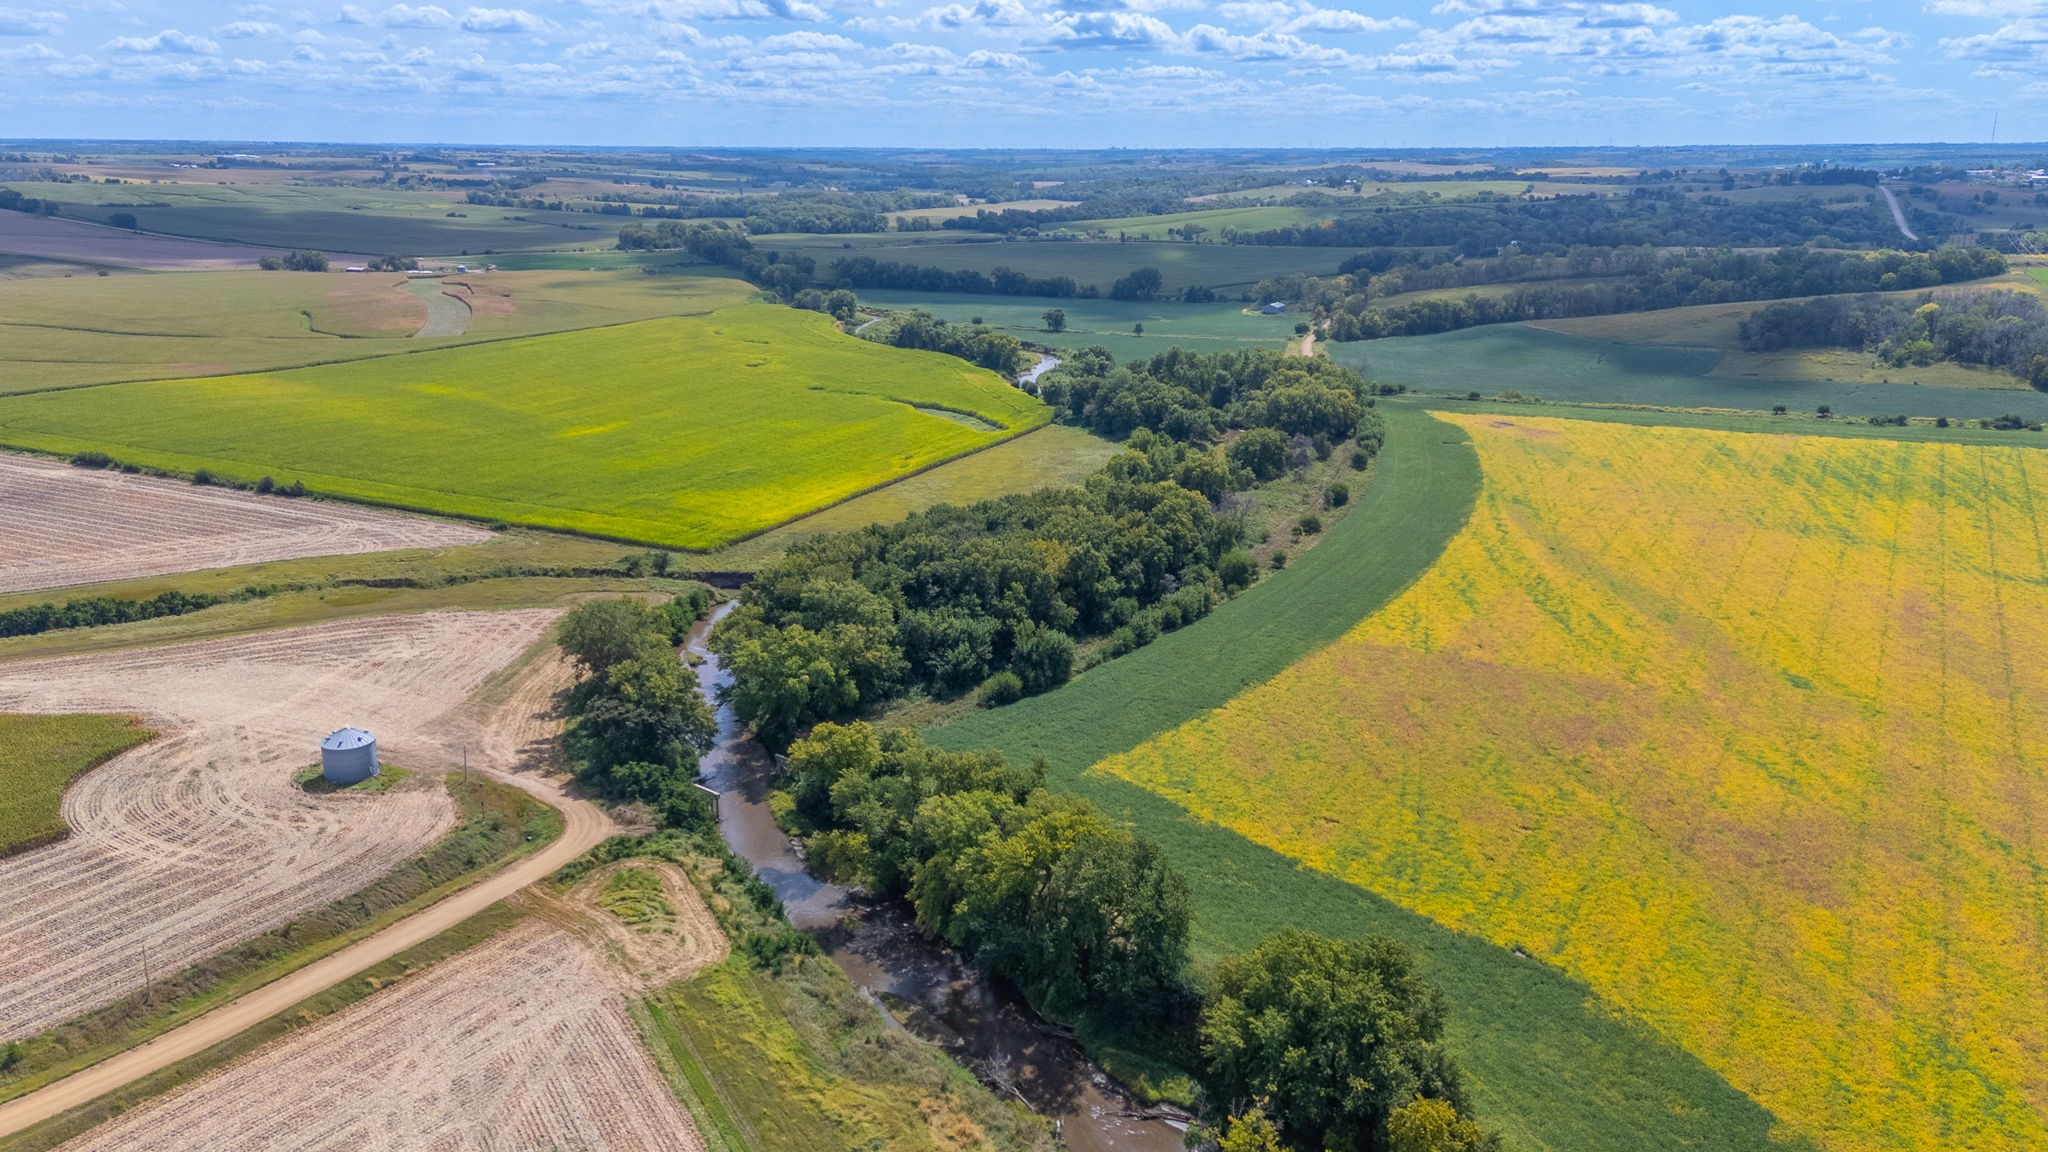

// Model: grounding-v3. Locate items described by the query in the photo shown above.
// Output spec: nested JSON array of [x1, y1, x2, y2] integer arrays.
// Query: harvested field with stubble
[[1101, 413, 2048, 1152], [0, 609, 560, 1039], [61, 920, 707, 1152], [551, 861, 731, 989], [0, 452, 488, 595]]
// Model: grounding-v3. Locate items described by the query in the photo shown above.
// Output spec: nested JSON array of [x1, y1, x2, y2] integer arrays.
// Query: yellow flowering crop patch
[[1101, 413, 2048, 1152]]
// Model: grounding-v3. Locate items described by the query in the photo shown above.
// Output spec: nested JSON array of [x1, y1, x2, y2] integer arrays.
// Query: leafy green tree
[[108, 212, 137, 230], [1387, 1097, 1497, 1152], [1228, 428, 1291, 482], [1007, 622, 1074, 695], [559, 598, 669, 678], [1219, 1106, 1287, 1152], [1042, 307, 1067, 333], [573, 647, 715, 772], [2032, 354, 2048, 392], [1202, 931, 1471, 1152], [1109, 267, 1164, 301]]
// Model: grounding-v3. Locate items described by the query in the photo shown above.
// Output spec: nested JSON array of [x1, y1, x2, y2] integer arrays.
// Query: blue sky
[[0, 0, 2042, 147]]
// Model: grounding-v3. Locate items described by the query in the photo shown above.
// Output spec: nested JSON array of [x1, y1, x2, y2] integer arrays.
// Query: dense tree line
[[823, 254, 1086, 299], [491, 188, 952, 232], [557, 594, 720, 828], [710, 348, 1380, 747], [0, 188, 59, 216], [779, 723, 1495, 1152], [1036, 345, 1380, 446], [258, 249, 329, 272], [862, 309, 1031, 374], [619, 221, 817, 295], [783, 722, 1196, 1033], [1741, 290, 2048, 386], [1318, 246, 2006, 342], [0, 590, 223, 639], [1233, 190, 1922, 255], [711, 465, 1234, 748]]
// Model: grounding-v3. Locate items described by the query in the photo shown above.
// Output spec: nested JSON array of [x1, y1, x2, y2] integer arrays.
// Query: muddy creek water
[[687, 603, 1184, 1152]]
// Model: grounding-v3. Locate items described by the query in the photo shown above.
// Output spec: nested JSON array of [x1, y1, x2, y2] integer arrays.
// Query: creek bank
[[686, 603, 1184, 1152]]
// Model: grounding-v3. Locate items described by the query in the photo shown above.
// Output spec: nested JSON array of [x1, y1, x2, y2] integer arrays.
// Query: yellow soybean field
[[1102, 413, 2048, 1152]]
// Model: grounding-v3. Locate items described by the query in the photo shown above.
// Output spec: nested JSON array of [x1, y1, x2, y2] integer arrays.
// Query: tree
[[572, 645, 715, 772], [1387, 1097, 1496, 1152], [1202, 931, 1471, 1152], [559, 598, 669, 678], [108, 212, 137, 230], [1219, 1106, 1287, 1152], [1109, 267, 1164, 301], [2032, 354, 2048, 392], [1007, 622, 1074, 695], [1042, 307, 1067, 333], [1227, 428, 1290, 482]]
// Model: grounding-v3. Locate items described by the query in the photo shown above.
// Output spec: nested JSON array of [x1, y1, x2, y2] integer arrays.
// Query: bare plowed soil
[[0, 610, 559, 1039], [63, 921, 707, 1152], [0, 213, 299, 271], [0, 452, 488, 596]]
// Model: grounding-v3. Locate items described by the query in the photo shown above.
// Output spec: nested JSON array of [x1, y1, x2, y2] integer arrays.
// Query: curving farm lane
[[0, 766, 614, 1139]]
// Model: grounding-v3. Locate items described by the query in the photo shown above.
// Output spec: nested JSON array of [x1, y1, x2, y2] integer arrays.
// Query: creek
[[687, 603, 1185, 1152]]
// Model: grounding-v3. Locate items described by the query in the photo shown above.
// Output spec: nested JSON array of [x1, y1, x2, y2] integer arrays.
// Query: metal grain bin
[[320, 727, 379, 785]]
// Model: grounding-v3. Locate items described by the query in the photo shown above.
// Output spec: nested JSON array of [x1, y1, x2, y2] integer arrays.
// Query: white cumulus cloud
[[459, 6, 554, 31], [105, 28, 222, 53]]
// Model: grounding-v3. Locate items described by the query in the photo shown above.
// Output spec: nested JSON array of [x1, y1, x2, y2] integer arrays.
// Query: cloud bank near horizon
[[0, 0, 2041, 146]]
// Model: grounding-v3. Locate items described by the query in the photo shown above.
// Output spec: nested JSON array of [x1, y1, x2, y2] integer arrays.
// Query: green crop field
[[0, 268, 755, 393], [857, 290, 1296, 359], [1062, 204, 1332, 236], [0, 714, 152, 854], [2, 181, 602, 254], [713, 422, 1117, 568], [1331, 323, 2048, 421], [929, 405, 1799, 1152], [0, 305, 1048, 549], [757, 236, 1369, 293]]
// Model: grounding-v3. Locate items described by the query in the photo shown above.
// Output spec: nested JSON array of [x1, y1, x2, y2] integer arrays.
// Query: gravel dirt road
[[58, 868, 728, 1151], [0, 753, 613, 1140]]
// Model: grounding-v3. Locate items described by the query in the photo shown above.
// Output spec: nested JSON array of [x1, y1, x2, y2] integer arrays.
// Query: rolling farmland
[[757, 235, 1371, 293], [61, 921, 708, 1152], [856, 291, 1297, 358], [0, 610, 558, 1038], [1101, 414, 2048, 1152], [0, 306, 1048, 549], [0, 452, 487, 595], [1334, 323, 2048, 420], [0, 268, 754, 393]]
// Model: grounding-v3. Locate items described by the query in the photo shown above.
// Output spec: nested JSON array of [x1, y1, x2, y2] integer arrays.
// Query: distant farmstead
[[1261, 301, 1288, 315]]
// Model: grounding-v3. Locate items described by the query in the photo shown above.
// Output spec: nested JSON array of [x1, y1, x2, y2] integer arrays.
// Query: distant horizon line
[[4, 138, 2048, 156]]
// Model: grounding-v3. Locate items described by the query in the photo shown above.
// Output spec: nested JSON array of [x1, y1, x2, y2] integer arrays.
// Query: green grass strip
[[931, 403, 1807, 1152]]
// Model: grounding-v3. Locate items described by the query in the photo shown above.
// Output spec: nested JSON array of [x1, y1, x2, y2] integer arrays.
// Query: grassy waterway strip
[[932, 403, 1802, 1152]]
